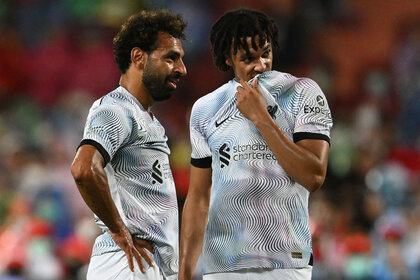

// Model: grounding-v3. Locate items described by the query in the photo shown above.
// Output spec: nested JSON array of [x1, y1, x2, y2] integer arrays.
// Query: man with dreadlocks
[[179, 8, 333, 280]]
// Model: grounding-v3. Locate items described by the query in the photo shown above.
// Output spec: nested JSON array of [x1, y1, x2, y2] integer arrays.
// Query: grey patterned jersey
[[79, 86, 178, 278], [189, 71, 333, 274]]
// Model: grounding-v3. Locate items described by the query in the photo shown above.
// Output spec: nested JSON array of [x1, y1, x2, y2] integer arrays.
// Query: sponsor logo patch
[[219, 143, 231, 168], [267, 105, 278, 119], [316, 95, 325, 106], [292, 252, 303, 259]]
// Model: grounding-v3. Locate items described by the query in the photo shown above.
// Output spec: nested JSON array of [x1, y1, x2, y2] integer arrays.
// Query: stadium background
[[0, 0, 419, 279]]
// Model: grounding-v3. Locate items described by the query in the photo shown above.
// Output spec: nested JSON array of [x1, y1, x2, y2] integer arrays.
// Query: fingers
[[126, 248, 154, 275], [132, 247, 147, 273], [126, 250, 135, 272], [132, 238, 155, 271], [137, 247, 154, 268], [238, 79, 249, 89], [110, 229, 155, 274], [237, 77, 259, 92], [134, 238, 155, 253], [252, 76, 258, 88]]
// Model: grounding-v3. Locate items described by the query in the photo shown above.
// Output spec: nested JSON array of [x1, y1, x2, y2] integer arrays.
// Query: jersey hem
[[202, 252, 313, 275]]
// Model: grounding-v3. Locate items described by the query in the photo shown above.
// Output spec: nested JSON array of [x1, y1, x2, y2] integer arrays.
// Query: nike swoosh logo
[[215, 117, 229, 127]]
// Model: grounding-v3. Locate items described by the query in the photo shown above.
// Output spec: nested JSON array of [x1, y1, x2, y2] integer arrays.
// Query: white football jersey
[[189, 70, 332, 274], [80, 86, 178, 278]]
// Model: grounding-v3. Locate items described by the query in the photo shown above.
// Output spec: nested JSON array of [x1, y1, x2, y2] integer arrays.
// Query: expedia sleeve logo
[[303, 95, 331, 118], [316, 95, 325, 106]]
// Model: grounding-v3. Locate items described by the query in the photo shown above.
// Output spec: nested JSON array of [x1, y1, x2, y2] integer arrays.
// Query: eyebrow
[[239, 43, 271, 60], [162, 50, 181, 60]]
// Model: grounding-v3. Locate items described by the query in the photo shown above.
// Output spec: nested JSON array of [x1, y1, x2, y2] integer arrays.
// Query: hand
[[235, 77, 269, 123], [109, 227, 155, 273]]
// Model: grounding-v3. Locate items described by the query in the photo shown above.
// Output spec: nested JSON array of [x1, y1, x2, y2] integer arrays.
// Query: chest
[[130, 113, 169, 153], [205, 101, 295, 153]]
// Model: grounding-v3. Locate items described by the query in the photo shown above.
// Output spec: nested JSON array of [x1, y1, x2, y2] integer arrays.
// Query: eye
[[166, 56, 176, 62], [262, 49, 271, 58], [165, 52, 180, 62], [242, 56, 253, 63]]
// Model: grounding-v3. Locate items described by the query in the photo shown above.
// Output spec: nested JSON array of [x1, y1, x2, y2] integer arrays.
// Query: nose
[[254, 57, 268, 73], [175, 59, 187, 76]]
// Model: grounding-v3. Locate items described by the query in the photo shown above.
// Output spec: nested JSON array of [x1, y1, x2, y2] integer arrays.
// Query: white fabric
[[81, 86, 179, 277], [203, 266, 313, 280], [87, 250, 170, 280], [189, 71, 332, 273]]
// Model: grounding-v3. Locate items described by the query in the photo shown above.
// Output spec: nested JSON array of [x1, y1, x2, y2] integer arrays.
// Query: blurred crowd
[[0, 0, 419, 279]]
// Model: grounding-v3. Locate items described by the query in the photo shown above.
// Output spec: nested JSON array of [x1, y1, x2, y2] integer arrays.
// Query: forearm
[[71, 147, 126, 233], [179, 195, 210, 279], [254, 115, 327, 191], [76, 172, 126, 232], [235, 78, 329, 191]]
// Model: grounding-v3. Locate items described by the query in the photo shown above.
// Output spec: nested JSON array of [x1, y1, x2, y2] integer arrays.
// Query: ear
[[225, 55, 233, 67], [131, 47, 147, 69]]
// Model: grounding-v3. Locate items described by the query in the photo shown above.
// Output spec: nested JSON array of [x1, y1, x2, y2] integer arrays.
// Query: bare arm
[[235, 78, 330, 192], [70, 144, 154, 272], [179, 166, 212, 280]]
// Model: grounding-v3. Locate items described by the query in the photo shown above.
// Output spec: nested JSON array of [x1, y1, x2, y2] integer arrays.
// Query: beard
[[142, 60, 179, 102]]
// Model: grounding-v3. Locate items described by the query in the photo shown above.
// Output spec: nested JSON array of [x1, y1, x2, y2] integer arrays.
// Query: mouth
[[167, 78, 180, 89]]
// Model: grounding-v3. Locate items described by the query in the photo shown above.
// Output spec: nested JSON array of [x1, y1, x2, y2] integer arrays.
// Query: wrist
[[178, 270, 192, 280], [252, 111, 273, 128], [108, 220, 127, 234], [179, 261, 194, 280]]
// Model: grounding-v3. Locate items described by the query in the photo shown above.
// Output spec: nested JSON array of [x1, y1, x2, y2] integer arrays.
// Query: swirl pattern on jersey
[[189, 71, 332, 274], [81, 87, 179, 278]]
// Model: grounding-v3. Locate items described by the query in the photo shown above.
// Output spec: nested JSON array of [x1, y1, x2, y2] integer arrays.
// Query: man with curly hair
[[71, 9, 187, 280], [179, 8, 332, 280]]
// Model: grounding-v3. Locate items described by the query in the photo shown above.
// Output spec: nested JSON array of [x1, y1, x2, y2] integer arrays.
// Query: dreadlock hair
[[210, 8, 279, 72], [113, 9, 187, 74]]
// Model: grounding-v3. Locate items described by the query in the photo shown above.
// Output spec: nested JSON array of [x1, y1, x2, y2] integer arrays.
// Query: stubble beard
[[142, 62, 174, 102]]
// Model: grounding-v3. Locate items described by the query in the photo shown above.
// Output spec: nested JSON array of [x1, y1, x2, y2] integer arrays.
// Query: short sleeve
[[80, 104, 132, 164], [293, 79, 333, 144], [189, 104, 212, 168]]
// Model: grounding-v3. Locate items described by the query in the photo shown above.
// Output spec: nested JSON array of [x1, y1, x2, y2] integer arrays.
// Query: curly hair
[[210, 8, 279, 72], [113, 9, 187, 73]]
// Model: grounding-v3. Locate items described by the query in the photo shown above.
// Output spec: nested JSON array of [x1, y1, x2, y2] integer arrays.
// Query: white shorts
[[86, 250, 164, 280], [203, 266, 313, 280]]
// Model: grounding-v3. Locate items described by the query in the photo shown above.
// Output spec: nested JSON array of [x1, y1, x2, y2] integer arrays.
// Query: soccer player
[[70, 10, 187, 280], [179, 8, 333, 280]]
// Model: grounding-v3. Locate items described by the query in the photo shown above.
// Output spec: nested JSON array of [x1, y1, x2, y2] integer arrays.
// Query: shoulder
[[101, 87, 134, 107], [85, 89, 137, 130], [261, 71, 325, 101], [189, 80, 234, 134], [258, 70, 298, 87], [259, 71, 319, 93], [191, 81, 232, 116], [294, 77, 323, 96], [90, 87, 135, 114]]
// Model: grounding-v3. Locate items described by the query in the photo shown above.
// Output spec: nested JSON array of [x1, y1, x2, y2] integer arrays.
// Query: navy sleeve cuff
[[78, 139, 111, 166], [293, 132, 330, 146], [191, 157, 212, 168]]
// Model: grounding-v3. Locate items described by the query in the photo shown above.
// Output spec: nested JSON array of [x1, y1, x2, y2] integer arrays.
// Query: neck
[[234, 73, 245, 82], [119, 72, 154, 110]]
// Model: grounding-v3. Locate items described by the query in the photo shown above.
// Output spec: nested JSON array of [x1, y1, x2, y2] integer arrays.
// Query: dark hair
[[210, 8, 279, 71], [113, 9, 187, 73]]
